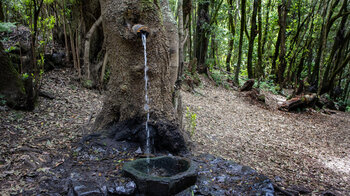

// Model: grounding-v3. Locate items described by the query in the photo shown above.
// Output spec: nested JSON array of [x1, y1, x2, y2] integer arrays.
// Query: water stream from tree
[[142, 33, 151, 166]]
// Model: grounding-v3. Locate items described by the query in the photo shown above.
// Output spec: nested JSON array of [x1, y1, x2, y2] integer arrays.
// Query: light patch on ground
[[321, 155, 350, 176]]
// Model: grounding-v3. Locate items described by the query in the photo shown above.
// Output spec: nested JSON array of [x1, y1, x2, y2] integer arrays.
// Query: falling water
[[142, 33, 151, 164]]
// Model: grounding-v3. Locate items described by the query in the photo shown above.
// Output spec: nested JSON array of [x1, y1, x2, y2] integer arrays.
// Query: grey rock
[[73, 184, 103, 196]]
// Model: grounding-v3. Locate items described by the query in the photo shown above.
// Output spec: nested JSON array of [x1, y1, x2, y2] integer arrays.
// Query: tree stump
[[240, 79, 255, 91]]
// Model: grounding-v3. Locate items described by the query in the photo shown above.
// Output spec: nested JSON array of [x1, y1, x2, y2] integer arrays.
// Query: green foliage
[[210, 69, 225, 86], [256, 79, 280, 95], [21, 73, 29, 80], [346, 106, 350, 112], [0, 94, 7, 106], [83, 79, 93, 88], [0, 22, 16, 33], [5, 45, 18, 53], [185, 107, 197, 137]]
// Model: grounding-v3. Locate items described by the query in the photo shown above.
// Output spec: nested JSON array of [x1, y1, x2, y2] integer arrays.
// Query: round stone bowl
[[122, 156, 197, 196]]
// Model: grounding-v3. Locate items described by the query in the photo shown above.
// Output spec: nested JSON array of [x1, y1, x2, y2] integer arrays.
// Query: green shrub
[[0, 94, 6, 106], [83, 79, 93, 88], [210, 70, 224, 85], [185, 107, 197, 137], [0, 22, 16, 33]]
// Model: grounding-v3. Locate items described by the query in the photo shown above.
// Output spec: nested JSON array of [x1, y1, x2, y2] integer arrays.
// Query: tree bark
[[235, 0, 246, 85]]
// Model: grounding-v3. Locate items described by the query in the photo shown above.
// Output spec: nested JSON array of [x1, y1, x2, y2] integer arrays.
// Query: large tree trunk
[[95, 0, 186, 154]]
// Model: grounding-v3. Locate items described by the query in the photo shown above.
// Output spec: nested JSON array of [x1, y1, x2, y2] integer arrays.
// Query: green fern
[[0, 22, 16, 33]]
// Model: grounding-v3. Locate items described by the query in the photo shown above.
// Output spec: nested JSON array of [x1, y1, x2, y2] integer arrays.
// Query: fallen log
[[278, 93, 317, 111]]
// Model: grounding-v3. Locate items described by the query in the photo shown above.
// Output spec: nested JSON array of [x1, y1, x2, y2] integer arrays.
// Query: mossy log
[[0, 43, 27, 109], [278, 93, 317, 111]]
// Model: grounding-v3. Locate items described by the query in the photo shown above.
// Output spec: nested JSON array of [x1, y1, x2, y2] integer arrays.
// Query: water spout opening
[[132, 24, 150, 38]]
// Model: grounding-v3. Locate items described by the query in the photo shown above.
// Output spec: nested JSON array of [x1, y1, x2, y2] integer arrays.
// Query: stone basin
[[123, 156, 197, 196]]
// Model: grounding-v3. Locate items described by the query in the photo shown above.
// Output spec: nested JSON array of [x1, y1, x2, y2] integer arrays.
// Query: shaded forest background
[[0, 0, 350, 110]]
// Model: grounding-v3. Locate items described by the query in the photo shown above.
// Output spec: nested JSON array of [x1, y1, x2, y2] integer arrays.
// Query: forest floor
[[0, 68, 103, 194], [0, 68, 349, 195], [182, 76, 350, 195]]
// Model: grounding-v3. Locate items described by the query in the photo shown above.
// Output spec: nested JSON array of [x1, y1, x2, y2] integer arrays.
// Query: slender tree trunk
[[100, 52, 108, 85], [26, 0, 44, 111], [226, 0, 235, 73], [84, 16, 102, 80], [261, 0, 271, 54], [247, 0, 258, 79], [178, 0, 184, 80], [320, 1, 348, 94], [257, 0, 262, 78], [307, 18, 315, 81], [191, 3, 196, 60], [235, 0, 246, 85], [312, 0, 341, 87], [68, 24, 78, 71], [271, 30, 281, 78], [76, 28, 82, 78], [62, 0, 70, 62], [210, 33, 216, 67], [277, 1, 289, 86], [0, 1, 4, 22]]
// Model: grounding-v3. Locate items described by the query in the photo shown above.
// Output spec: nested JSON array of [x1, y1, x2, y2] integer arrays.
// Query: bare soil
[[182, 76, 350, 195]]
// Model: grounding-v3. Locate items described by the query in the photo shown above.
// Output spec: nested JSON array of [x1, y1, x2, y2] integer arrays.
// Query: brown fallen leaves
[[182, 77, 350, 195]]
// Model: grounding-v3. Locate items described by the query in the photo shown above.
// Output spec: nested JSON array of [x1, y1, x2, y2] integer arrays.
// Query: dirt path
[[182, 78, 350, 195]]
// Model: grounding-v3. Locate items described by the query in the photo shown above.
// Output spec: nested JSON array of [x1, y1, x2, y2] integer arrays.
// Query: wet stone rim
[[123, 156, 197, 195]]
